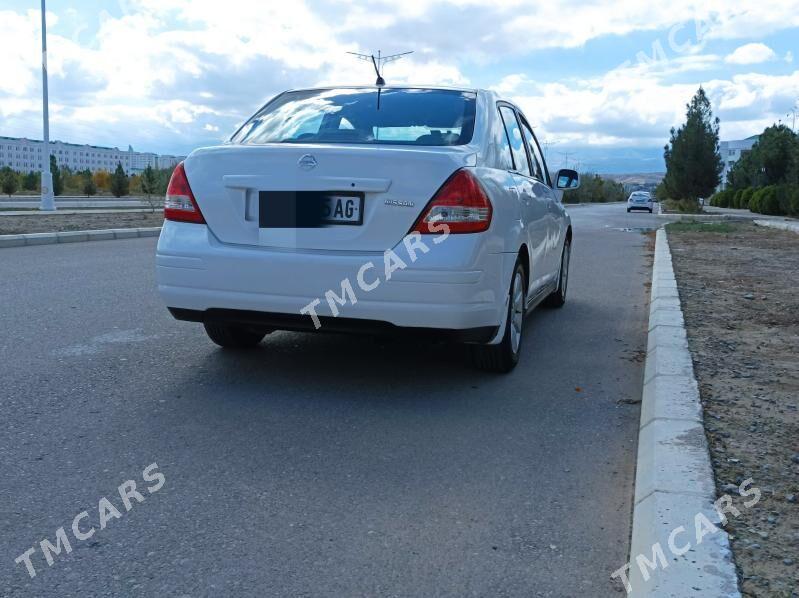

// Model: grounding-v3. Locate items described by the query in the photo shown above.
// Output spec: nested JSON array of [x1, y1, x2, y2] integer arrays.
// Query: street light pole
[[40, 0, 55, 211]]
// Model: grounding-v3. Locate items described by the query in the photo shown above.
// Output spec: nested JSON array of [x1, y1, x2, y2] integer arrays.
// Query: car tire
[[203, 322, 270, 348], [467, 262, 526, 373], [627, 208, 631, 213], [544, 237, 571, 308]]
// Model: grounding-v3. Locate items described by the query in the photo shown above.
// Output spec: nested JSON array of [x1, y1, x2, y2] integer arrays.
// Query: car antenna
[[347, 50, 413, 110]]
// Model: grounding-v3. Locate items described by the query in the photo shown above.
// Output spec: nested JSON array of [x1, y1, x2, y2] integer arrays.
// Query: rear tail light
[[164, 162, 205, 224], [411, 169, 492, 234]]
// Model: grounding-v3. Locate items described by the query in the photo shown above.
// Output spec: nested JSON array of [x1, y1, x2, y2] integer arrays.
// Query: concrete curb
[[0, 227, 161, 248], [753, 219, 799, 234], [626, 229, 740, 597], [656, 213, 750, 221]]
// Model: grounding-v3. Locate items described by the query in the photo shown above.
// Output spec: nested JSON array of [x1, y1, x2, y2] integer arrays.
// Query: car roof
[[283, 85, 480, 94]]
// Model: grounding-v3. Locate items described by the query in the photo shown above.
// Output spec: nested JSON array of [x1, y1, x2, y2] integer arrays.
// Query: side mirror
[[555, 168, 580, 190]]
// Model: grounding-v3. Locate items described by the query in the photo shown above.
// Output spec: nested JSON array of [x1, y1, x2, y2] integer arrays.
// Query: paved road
[[0, 204, 661, 597]]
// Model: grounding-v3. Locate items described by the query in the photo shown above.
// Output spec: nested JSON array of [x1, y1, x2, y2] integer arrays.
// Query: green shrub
[[664, 198, 702, 213], [775, 185, 797, 216], [790, 186, 799, 217], [751, 186, 782, 215], [732, 189, 744, 208], [749, 188, 763, 213], [711, 189, 733, 207], [740, 187, 755, 209], [721, 189, 734, 207]]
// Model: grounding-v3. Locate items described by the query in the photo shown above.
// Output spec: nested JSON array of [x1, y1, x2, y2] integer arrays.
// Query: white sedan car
[[627, 191, 654, 213], [157, 86, 577, 372]]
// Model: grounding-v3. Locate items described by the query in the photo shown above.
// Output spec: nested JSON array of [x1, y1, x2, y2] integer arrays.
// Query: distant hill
[[603, 173, 664, 187]]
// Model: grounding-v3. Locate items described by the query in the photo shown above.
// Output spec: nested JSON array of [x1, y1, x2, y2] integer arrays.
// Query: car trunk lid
[[183, 144, 473, 251]]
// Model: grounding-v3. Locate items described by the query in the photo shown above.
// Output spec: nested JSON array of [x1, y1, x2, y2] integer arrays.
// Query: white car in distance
[[627, 191, 654, 213], [156, 86, 577, 372]]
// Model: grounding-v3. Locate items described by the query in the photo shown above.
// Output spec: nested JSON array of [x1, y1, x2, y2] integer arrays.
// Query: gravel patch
[[0, 211, 163, 235], [668, 222, 799, 597]]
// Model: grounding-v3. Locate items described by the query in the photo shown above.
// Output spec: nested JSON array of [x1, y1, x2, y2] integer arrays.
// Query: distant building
[[718, 135, 759, 190], [0, 136, 185, 175], [157, 154, 184, 169]]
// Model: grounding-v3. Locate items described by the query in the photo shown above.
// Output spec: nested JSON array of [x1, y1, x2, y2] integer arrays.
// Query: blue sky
[[1, 0, 798, 173]]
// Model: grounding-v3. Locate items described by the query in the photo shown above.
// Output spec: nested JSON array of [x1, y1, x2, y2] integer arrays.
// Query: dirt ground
[[0, 211, 163, 235], [668, 222, 799, 597]]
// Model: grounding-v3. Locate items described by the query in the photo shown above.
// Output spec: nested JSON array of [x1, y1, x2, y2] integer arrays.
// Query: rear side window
[[231, 88, 477, 146], [498, 106, 531, 176], [519, 120, 544, 181]]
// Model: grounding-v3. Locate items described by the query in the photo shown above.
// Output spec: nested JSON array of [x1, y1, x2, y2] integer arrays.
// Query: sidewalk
[[754, 219, 799, 233], [0, 199, 149, 208], [0, 208, 155, 216], [703, 206, 799, 223]]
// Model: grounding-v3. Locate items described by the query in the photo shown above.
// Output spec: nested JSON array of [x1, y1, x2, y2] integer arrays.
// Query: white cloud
[[500, 60, 799, 150], [725, 43, 777, 65], [786, 51, 794, 63], [1, 0, 798, 163]]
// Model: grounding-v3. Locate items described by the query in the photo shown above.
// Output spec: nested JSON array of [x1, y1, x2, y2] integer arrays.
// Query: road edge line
[[626, 228, 740, 597], [0, 227, 162, 248]]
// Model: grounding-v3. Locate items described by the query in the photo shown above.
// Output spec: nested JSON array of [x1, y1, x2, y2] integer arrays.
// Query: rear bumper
[[169, 307, 498, 343], [627, 204, 653, 211], [156, 221, 514, 333]]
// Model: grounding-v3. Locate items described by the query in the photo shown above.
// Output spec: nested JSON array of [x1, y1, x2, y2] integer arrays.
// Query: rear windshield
[[230, 88, 477, 146]]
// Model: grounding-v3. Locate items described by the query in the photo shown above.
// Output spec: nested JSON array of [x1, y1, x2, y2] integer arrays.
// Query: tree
[[93, 170, 111, 193], [50, 154, 63, 196], [62, 167, 83, 195], [662, 87, 723, 206], [757, 125, 797, 184], [141, 165, 158, 197], [129, 173, 142, 195], [140, 165, 160, 212], [22, 171, 39, 191], [562, 172, 626, 203], [110, 162, 129, 197], [726, 125, 799, 190], [81, 169, 97, 197], [726, 149, 758, 190], [0, 166, 19, 196]]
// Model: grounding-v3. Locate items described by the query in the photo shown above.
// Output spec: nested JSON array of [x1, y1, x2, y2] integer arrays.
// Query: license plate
[[259, 191, 364, 227], [321, 195, 362, 224]]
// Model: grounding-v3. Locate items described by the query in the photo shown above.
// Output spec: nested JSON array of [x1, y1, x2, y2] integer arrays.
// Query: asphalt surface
[[0, 203, 662, 597]]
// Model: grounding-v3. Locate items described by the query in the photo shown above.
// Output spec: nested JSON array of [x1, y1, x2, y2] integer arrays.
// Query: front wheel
[[544, 238, 571, 308], [467, 262, 526, 373], [203, 322, 270, 348]]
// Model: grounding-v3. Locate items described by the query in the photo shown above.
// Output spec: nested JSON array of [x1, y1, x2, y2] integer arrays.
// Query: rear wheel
[[627, 208, 631, 213], [203, 322, 270, 348], [467, 262, 526, 373], [544, 238, 571, 308]]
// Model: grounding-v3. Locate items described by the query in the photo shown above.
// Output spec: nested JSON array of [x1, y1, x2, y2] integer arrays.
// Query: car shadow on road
[[157, 309, 563, 411]]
